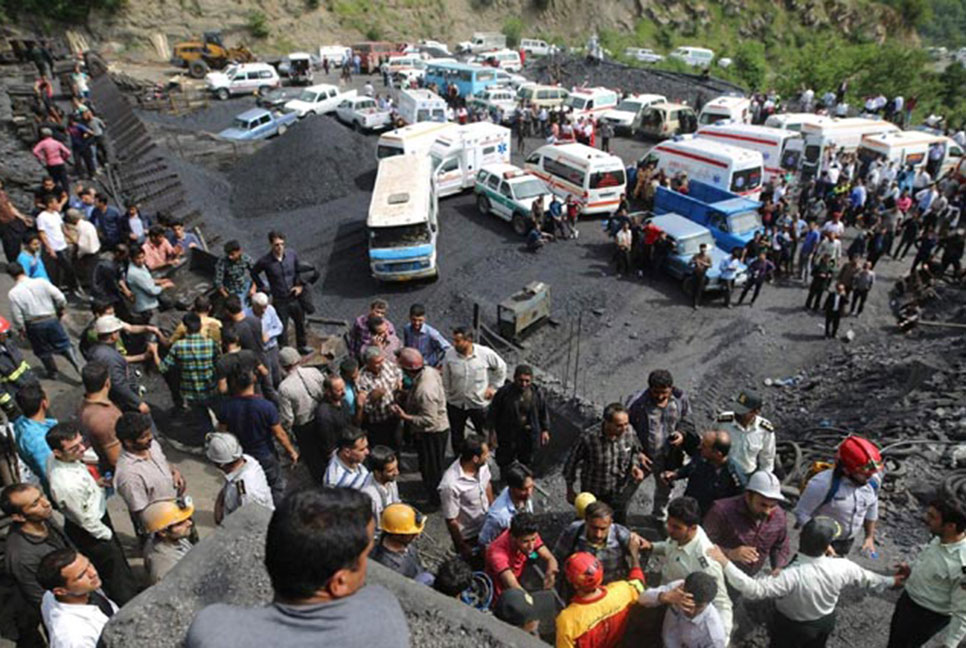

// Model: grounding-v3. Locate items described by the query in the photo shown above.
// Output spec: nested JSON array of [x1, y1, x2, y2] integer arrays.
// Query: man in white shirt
[[251, 292, 284, 386], [37, 548, 118, 648], [323, 426, 370, 490], [35, 195, 78, 294], [359, 444, 400, 522], [64, 208, 100, 292], [641, 571, 727, 648], [45, 422, 139, 605], [439, 434, 493, 560], [205, 432, 274, 525], [440, 325, 507, 453], [707, 518, 903, 648]]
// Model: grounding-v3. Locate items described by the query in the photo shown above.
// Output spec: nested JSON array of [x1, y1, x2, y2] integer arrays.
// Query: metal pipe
[[572, 311, 582, 399]]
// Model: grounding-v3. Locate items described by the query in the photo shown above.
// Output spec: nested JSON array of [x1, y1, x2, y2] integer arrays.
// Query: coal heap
[[229, 116, 377, 218]]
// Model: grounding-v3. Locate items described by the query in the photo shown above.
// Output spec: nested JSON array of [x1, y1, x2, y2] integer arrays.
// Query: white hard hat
[[746, 471, 785, 501], [205, 432, 243, 464], [94, 315, 125, 335]]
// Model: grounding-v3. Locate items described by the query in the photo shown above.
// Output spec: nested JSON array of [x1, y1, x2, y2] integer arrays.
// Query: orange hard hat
[[0, 316, 10, 334]]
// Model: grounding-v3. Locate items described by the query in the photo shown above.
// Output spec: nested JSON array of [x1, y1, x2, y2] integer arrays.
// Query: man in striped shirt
[[323, 426, 370, 490]]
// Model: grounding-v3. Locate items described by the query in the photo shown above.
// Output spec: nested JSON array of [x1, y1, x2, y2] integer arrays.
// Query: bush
[[731, 41, 766, 91], [365, 25, 383, 41], [1, 0, 125, 22], [502, 17, 523, 48], [247, 10, 270, 39], [306, 0, 320, 8]]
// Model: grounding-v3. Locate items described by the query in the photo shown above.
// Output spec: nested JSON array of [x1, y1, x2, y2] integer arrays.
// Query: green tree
[[502, 17, 523, 48], [731, 41, 766, 90], [246, 11, 270, 39]]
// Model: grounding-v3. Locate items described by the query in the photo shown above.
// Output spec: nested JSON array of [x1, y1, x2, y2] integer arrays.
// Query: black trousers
[[274, 296, 307, 349], [805, 286, 825, 311], [293, 421, 326, 484], [770, 610, 836, 648], [365, 417, 401, 453], [824, 312, 841, 338], [850, 289, 869, 314], [446, 404, 486, 454], [417, 429, 450, 500], [1, 221, 27, 263], [64, 514, 139, 606], [738, 280, 764, 304], [721, 279, 735, 306], [887, 591, 951, 648], [894, 237, 916, 259], [495, 427, 534, 471], [692, 273, 707, 307]]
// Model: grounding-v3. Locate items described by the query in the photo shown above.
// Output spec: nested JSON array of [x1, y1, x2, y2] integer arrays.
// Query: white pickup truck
[[334, 96, 392, 132], [284, 83, 357, 118]]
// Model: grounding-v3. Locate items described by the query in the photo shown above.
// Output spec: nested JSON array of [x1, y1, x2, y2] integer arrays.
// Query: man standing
[[564, 403, 646, 525], [487, 364, 550, 472], [88, 316, 148, 413], [17, 233, 50, 282], [640, 572, 727, 648], [708, 518, 903, 648], [89, 194, 124, 251], [323, 426, 370, 490], [439, 434, 493, 560], [661, 430, 744, 518], [31, 128, 71, 194], [140, 498, 195, 584], [7, 261, 82, 379], [441, 326, 507, 453], [402, 303, 451, 368], [794, 435, 881, 557], [214, 240, 255, 310], [715, 390, 776, 482], [205, 432, 274, 525], [126, 245, 174, 327], [357, 346, 402, 451], [277, 346, 325, 464], [349, 300, 397, 359], [13, 385, 57, 492], [719, 247, 742, 308], [886, 497, 966, 648], [360, 445, 401, 522], [77, 363, 123, 475], [37, 549, 119, 648], [392, 348, 449, 499], [641, 496, 734, 640], [703, 471, 790, 577], [850, 261, 875, 316], [45, 423, 138, 605], [313, 374, 353, 478], [479, 463, 535, 547], [484, 512, 557, 602], [251, 292, 284, 385], [736, 251, 776, 306], [552, 500, 645, 589], [689, 243, 712, 309], [160, 313, 219, 435], [823, 282, 849, 339], [186, 488, 410, 648], [252, 231, 311, 354], [113, 412, 185, 523], [799, 222, 821, 282]]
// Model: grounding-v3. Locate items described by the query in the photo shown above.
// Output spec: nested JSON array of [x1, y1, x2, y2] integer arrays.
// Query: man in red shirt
[[484, 512, 558, 602]]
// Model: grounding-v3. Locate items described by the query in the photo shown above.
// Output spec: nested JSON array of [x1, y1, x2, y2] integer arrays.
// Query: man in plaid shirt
[[564, 403, 647, 524], [357, 346, 402, 451], [214, 240, 255, 308], [161, 313, 219, 436]]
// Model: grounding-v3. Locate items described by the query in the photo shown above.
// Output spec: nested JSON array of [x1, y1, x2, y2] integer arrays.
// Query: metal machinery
[[497, 282, 551, 341]]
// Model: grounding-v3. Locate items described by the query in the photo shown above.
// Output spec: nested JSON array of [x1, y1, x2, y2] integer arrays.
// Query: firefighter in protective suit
[[0, 315, 38, 419]]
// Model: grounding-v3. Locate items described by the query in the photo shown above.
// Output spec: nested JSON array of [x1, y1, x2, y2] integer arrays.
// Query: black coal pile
[[137, 96, 259, 134], [228, 116, 377, 218], [528, 54, 745, 107]]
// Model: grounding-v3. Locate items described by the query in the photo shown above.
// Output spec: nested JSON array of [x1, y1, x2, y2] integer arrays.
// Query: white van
[[318, 45, 351, 67], [396, 88, 447, 125], [520, 38, 555, 57], [644, 137, 765, 199], [696, 123, 804, 182], [565, 87, 619, 118], [669, 46, 714, 67], [601, 93, 667, 133], [698, 96, 751, 126], [376, 121, 459, 160], [800, 117, 900, 178], [367, 155, 439, 281], [381, 54, 426, 75], [764, 112, 831, 133], [517, 84, 569, 108], [430, 123, 512, 197], [475, 49, 523, 73], [524, 143, 627, 215], [858, 131, 964, 179]]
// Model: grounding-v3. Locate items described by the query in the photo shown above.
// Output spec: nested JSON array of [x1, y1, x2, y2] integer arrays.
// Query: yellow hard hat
[[380, 503, 426, 535], [575, 492, 597, 519], [141, 497, 195, 534]]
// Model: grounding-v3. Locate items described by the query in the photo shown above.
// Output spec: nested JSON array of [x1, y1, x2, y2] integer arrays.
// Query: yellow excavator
[[170, 31, 255, 78]]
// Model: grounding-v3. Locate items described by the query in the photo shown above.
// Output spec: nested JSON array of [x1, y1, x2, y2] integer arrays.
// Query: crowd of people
[[2, 48, 966, 648]]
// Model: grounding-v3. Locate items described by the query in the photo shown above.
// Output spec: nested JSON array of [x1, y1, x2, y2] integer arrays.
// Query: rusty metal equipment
[[497, 281, 551, 341]]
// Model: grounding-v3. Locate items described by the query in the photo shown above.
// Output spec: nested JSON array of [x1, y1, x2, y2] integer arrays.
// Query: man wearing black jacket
[[251, 231, 311, 355], [487, 365, 549, 472], [824, 282, 849, 339], [88, 315, 148, 414]]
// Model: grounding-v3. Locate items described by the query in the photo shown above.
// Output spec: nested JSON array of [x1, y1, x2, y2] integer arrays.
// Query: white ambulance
[[800, 117, 900, 178], [430, 123, 512, 197], [376, 121, 459, 160], [857, 131, 965, 179], [524, 142, 627, 215], [697, 95, 751, 126], [644, 137, 764, 199], [696, 122, 804, 182], [564, 87, 619, 118]]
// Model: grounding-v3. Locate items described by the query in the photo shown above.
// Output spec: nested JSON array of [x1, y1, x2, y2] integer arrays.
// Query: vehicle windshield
[[518, 88, 534, 100], [511, 179, 547, 200], [804, 144, 821, 164], [615, 101, 643, 113], [298, 90, 319, 102], [730, 211, 762, 233], [356, 99, 376, 110], [370, 223, 432, 248], [377, 145, 403, 159], [730, 167, 762, 193], [589, 168, 626, 190], [699, 112, 729, 126], [567, 96, 588, 110], [679, 233, 716, 256], [232, 118, 252, 130]]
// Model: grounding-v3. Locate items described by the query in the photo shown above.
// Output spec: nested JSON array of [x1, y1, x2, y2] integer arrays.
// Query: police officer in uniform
[[715, 390, 775, 481], [887, 496, 966, 648], [0, 315, 38, 419]]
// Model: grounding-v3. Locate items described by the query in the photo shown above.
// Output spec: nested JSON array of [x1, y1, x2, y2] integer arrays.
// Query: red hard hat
[[837, 435, 882, 477], [0, 316, 10, 334], [565, 552, 603, 591]]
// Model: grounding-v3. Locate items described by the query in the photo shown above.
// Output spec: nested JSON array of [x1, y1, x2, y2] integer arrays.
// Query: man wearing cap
[[277, 347, 325, 463], [484, 512, 557, 602], [715, 390, 776, 481], [887, 496, 966, 648], [661, 430, 744, 518], [371, 503, 433, 583], [391, 347, 449, 499], [794, 435, 881, 557], [707, 518, 905, 648], [88, 315, 149, 414], [205, 432, 274, 524], [703, 471, 790, 577], [37, 548, 118, 648], [494, 588, 541, 635], [141, 498, 195, 584], [626, 369, 695, 520]]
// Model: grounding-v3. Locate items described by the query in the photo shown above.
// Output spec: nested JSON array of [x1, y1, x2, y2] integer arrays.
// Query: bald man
[[661, 430, 745, 518]]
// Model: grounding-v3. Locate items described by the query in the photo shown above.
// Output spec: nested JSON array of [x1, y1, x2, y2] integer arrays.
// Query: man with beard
[[487, 364, 550, 471]]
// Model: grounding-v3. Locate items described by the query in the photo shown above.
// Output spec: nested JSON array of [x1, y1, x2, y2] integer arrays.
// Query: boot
[[40, 355, 58, 380]]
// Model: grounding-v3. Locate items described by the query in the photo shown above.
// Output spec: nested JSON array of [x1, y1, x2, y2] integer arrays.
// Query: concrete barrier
[[100, 503, 547, 648]]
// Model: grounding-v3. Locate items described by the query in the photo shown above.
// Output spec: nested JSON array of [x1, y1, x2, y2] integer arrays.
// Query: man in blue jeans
[[216, 363, 299, 504]]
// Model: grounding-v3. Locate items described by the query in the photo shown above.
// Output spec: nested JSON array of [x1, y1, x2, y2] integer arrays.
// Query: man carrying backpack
[[793, 435, 882, 558]]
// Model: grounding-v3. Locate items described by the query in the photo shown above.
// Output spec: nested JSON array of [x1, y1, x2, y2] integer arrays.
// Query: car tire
[[188, 60, 208, 79], [477, 194, 491, 216], [258, 85, 270, 96], [512, 212, 528, 236], [216, 88, 229, 101], [278, 124, 287, 136]]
